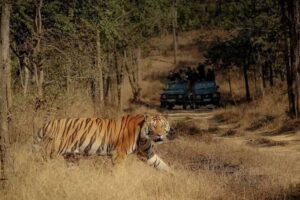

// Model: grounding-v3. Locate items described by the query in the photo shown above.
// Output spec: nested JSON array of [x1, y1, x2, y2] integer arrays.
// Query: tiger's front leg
[[147, 154, 170, 172], [138, 138, 170, 172]]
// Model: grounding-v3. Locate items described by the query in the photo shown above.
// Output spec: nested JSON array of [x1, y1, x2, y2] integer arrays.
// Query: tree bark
[[136, 46, 141, 84], [262, 62, 267, 88], [243, 61, 251, 101], [215, 0, 222, 16], [257, 53, 265, 97], [24, 67, 30, 96], [227, 68, 232, 98], [172, 0, 178, 65], [286, 0, 299, 117], [0, 0, 11, 189], [252, 64, 258, 97], [113, 45, 123, 111], [33, 0, 44, 99], [124, 49, 141, 103], [96, 30, 104, 107], [268, 61, 274, 87]]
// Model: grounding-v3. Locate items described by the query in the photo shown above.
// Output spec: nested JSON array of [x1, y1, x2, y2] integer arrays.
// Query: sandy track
[[163, 108, 215, 120]]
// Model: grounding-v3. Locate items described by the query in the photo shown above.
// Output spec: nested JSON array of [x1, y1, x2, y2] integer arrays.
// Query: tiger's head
[[141, 114, 175, 143]]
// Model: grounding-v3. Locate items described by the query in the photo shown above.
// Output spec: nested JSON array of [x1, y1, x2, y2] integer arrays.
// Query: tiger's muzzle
[[153, 128, 175, 143]]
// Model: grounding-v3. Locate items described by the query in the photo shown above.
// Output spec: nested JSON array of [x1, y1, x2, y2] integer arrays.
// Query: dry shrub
[[247, 137, 287, 147], [221, 129, 237, 137], [172, 120, 203, 136], [215, 88, 286, 131], [245, 115, 275, 131], [265, 119, 300, 136], [213, 110, 240, 124]]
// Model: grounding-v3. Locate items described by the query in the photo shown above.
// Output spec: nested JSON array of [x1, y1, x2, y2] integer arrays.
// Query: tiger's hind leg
[[111, 150, 126, 165]]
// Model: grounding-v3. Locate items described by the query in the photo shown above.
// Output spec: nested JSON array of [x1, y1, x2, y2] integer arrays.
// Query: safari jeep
[[160, 81, 191, 110], [191, 81, 220, 107]]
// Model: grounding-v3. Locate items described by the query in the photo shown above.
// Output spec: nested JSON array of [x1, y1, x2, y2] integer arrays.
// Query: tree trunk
[[136, 46, 141, 84], [96, 30, 104, 107], [287, 0, 299, 117], [243, 61, 251, 101], [66, 58, 72, 95], [0, 0, 11, 189], [33, 0, 44, 99], [227, 68, 232, 97], [113, 45, 123, 111], [292, 0, 300, 117], [124, 49, 141, 103], [215, 0, 222, 16], [172, 0, 178, 65], [259, 66, 265, 97], [257, 52, 265, 97], [253, 65, 258, 96], [104, 50, 112, 105], [268, 61, 274, 87], [24, 67, 30, 96], [262, 63, 267, 88]]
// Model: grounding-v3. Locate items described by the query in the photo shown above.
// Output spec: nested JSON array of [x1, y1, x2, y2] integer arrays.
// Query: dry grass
[[2, 130, 300, 200], [215, 87, 287, 131]]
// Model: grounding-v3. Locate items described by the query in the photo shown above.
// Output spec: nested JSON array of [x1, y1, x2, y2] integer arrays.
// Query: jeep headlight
[[161, 94, 166, 99], [178, 95, 183, 99], [213, 93, 218, 98]]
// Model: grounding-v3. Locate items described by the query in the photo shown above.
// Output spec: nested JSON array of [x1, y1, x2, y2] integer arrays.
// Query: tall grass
[[2, 131, 299, 200]]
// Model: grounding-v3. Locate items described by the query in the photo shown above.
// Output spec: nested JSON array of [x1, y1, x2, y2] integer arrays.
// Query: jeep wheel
[[214, 101, 221, 107], [167, 104, 173, 110], [160, 102, 166, 108]]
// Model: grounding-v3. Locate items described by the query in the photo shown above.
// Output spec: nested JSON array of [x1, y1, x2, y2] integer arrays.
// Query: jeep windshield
[[193, 82, 216, 90], [166, 83, 187, 91]]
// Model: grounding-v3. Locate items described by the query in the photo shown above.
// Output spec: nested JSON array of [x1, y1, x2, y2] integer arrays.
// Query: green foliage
[[205, 30, 253, 69]]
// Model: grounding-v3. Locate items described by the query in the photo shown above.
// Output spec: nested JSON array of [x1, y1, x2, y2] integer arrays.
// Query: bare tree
[[172, 0, 178, 65], [0, 0, 11, 189], [124, 49, 141, 103], [96, 30, 104, 107], [215, 0, 222, 16], [32, 0, 44, 99], [281, 0, 300, 117], [257, 53, 265, 97], [243, 59, 251, 101]]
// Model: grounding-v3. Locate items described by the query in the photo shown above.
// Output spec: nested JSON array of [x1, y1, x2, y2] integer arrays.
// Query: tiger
[[33, 114, 175, 172]]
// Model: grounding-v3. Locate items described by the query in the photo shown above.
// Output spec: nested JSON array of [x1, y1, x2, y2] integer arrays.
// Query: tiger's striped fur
[[34, 114, 173, 172]]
